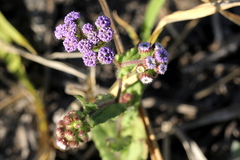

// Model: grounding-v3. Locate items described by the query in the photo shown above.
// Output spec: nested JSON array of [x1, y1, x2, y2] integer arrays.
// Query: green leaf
[[106, 136, 132, 151], [115, 47, 140, 78], [118, 65, 136, 78], [91, 108, 148, 160], [141, 0, 166, 41], [0, 12, 37, 54], [88, 103, 127, 127], [124, 81, 144, 108], [115, 47, 139, 63], [95, 93, 115, 105], [74, 95, 98, 113]]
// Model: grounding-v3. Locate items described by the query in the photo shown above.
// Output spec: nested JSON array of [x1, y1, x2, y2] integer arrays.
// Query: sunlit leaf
[[107, 136, 132, 151], [91, 107, 147, 160]]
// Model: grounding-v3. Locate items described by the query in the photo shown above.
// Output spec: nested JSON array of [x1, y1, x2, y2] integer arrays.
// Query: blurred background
[[0, 0, 240, 160]]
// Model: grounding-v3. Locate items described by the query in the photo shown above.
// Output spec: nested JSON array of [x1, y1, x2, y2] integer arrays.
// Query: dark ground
[[0, 0, 240, 160]]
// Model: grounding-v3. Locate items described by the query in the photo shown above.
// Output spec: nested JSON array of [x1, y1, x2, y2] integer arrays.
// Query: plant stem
[[98, 0, 124, 54], [115, 78, 122, 103], [121, 59, 143, 67]]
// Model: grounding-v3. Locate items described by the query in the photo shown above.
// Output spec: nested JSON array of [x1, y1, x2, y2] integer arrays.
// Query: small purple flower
[[63, 36, 78, 53], [77, 39, 93, 54], [64, 22, 78, 37], [98, 27, 114, 42], [139, 73, 153, 84], [82, 23, 95, 35], [152, 42, 164, 51], [138, 42, 151, 53], [98, 47, 115, 64], [95, 15, 111, 28], [156, 64, 167, 74], [64, 11, 80, 23], [145, 56, 156, 69], [154, 48, 168, 63], [82, 50, 97, 67], [88, 31, 100, 45], [54, 24, 66, 40]]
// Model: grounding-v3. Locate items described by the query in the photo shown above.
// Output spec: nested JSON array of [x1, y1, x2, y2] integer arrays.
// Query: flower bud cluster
[[55, 110, 91, 150], [120, 93, 133, 104], [54, 11, 115, 67], [137, 42, 168, 84]]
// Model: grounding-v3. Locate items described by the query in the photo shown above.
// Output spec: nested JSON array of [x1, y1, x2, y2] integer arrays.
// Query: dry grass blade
[[194, 67, 240, 100], [149, 1, 240, 43], [138, 106, 163, 160], [0, 39, 87, 80], [113, 11, 140, 45], [174, 127, 207, 160], [219, 10, 240, 26], [47, 52, 83, 59]]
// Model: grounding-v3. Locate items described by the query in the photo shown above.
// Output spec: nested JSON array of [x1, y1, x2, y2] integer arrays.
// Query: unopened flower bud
[[120, 93, 133, 104], [56, 127, 65, 138], [65, 130, 75, 141], [69, 141, 79, 148], [81, 133, 89, 142], [56, 138, 69, 150], [136, 64, 145, 74], [63, 115, 73, 125], [57, 120, 65, 128]]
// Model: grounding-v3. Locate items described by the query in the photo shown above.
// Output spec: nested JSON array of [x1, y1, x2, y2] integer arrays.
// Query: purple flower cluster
[[54, 11, 115, 66], [137, 42, 169, 84], [54, 11, 80, 53], [55, 110, 91, 150]]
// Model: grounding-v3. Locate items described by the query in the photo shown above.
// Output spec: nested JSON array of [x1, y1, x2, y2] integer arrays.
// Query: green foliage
[[115, 47, 139, 63], [123, 81, 144, 108], [140, 0, 166, 41], [89, 102, 127, 127], [74, 95, 98, 113], [115, 47, 140, 77], [75, 94, 128, 127], [91, 107, 147, 160], [91, 81, 147, 160]]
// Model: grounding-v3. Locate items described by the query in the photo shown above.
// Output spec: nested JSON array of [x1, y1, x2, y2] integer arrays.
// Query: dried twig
[[0, 39, 87, 80]]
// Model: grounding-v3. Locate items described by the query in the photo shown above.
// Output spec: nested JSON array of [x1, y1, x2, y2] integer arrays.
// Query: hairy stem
[[121, 59, 143, 67]]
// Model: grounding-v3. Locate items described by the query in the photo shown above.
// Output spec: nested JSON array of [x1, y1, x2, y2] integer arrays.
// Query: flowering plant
[[54, 10, 169, 152]]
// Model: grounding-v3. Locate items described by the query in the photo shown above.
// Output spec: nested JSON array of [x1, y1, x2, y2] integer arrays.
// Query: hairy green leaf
[[115, 47, 140, 77], [115, 47, 139, 63], [91, 107, 147, 160], [74, 95, 97, 113], [107, 136, 132, 151], [88, 103, 127, 127]]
